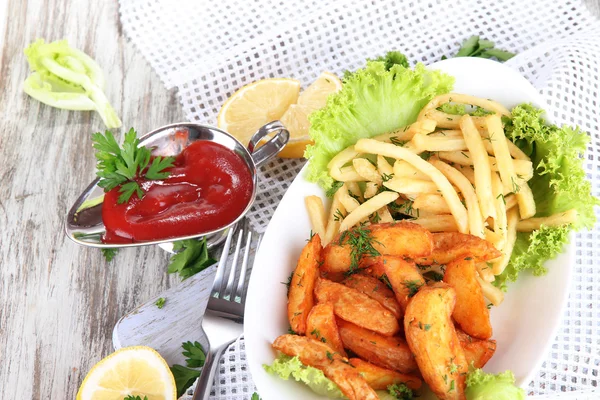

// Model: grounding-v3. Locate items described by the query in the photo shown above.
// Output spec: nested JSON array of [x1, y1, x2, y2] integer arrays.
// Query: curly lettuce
[[465, 368, 525, 400], [305, 60, 454, 189], [263, 354, 345, 398], [496, 104, 599, 288]]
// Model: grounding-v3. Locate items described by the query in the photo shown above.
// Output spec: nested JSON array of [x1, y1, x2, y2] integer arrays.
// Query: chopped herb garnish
[[326, 180, 344, 198], [511, 176, 521, 193], [282, 270, 294, 297], [251, 393, 262, 400], [382, 172, 395, 182], [155, 297, 166, 309], [101, 248, 118, 262], [380, 273, 393, 289], [404, 280, 424, 297], [326, 351, 334, 362], [338, 223, 382, 275], [390, 136, 408, 147], [123, 396, 148, 400], [288, 327, 299, 335], [387, 383, 414, 400], [168, 238, 216, 280], [334, 208, 346, 222]]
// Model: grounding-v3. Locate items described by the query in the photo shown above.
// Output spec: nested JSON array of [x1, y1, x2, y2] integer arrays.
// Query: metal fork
[[192, 226, 261, 400]]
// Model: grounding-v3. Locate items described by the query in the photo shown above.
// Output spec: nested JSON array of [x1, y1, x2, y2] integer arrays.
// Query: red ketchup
[[102, 141, 253, 242]]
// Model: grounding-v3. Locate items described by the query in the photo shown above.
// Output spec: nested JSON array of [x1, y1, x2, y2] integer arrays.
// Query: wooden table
[[0, 1, 598, 398]]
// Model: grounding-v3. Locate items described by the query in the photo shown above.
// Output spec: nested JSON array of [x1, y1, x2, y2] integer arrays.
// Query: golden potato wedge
[[456, 329, 497, 369], [376, 256, 426, 312], [273, 334, 379, 400], [443, 256, 492, 339], [321, 222, 434, 279], [307, 303, 347, 356], [315, 279, 400, 336], [404, 284, 468, 400], [414, 232, 501, 266], [288, 234, 322, 334], [342, 273, 403, 319], [348, 358, 422, 390], [337, 319, 418, 374]]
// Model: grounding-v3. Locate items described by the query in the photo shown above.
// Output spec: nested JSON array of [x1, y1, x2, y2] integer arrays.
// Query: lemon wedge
[[217, 78, 301, 147], [76, 346, 177, 400], [277, 71, 343, 158]]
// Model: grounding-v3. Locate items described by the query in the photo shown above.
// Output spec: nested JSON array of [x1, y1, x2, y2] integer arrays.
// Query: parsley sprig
[[92, 128, 175, 204], [168, 238, 217, 280], [170, 341, 207, 397]]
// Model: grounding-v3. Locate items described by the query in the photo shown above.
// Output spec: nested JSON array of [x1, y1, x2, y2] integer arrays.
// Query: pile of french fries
[[306, 93, 578, 284], [271, 94, 580, 399]]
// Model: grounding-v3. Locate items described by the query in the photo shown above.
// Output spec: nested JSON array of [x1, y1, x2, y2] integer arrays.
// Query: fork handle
[[192, 343, 229, 400]]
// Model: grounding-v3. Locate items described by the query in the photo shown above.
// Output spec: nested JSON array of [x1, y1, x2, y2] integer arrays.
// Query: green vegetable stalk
[[23, 39, 122, 128]]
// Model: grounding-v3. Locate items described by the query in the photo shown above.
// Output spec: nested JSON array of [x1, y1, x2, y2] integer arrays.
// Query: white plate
[[244, 57, 574, 399]]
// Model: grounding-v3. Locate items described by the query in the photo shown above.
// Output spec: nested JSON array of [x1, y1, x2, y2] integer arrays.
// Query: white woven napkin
[[119, 0, 600, 397]]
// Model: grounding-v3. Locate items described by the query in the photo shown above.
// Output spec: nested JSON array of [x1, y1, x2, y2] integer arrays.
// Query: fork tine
[[224, 229, 244, 299], [212, 227, 234, 296], [235, 231, 253, 300]]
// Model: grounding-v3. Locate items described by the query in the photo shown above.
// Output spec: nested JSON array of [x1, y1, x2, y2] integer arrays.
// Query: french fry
[[328, 146, 361, 181], [412, 134, 467, 152], [321, 222, 434, 279], [404, 284, 468, 399], [374, 206, 394, 223], [348, 358, 422, 391], [342, 274, 403, 319], [456, 330, 497, 369], [490, 172, 508, 250], [517, 209, 579, 231], [477, 276, 504, 306], [457, 165, 475, 185], [393, 160, 432, 180], [443, 256, 493, 339], [364, 181, 379, 199], [332, 166, 364, 182], [323, 189, 347, 245], [484, 227, 504, 252], [480, 130, 530, 161], [429, 129, 463, 137], [374, 119, 437, 142], [346, 181, 363, 202], [413, 194, 451, 214], [305, 196, 327, 244], [340, 191, 399, 231], [492, 208, 519, 275], [315, 278, 400, 336], [337, 319, 419, 373], [460, 114, 496, 221], [505, 194, 518, 210], [353, 158, 382, 184], [307, 303, 347, 356], [415, 232, 502, 266], [354, 139, 469, 233], [377, 155, 394, 176], [383, 177, 439, 195], [338, 184, 361, 213], [287, 234, 322, 334], [486, 114, 520, 194], [475, 261, 495, 283], [430, 159, 485, 238], [418, 93, 511, 120], [410, 215, 458, 232], [437, 151, 534, 181], [273, 335, 379, 400], [515, 181, 536, 219]]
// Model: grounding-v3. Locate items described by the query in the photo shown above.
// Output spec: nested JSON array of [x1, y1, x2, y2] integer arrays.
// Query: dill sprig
[[338, 223, 382, 275]]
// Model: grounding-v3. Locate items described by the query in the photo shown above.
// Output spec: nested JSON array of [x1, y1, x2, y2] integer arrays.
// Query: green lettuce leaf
[[496, 104, 599, 288], [465, 368, 525, 400], [263, 354, 345, 398], [305, 61, 454, 189]]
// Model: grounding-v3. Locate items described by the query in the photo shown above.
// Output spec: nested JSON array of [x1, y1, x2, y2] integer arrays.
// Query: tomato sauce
[[102, 141, 253, 242]]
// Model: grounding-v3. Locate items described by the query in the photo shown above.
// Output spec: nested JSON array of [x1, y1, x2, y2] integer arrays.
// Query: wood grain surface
[[0, 1, 598, 399]]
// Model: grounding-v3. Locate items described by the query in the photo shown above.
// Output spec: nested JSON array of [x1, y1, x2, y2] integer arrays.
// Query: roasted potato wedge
[[414, 232, 501, 266], [288, 234, 322, 334], [315, 279, 400, 336], [457, 329, 497, 369], [321, 222, 434, 279], [342, 273, 403, 319], [373, 256, 426, 312], [273, 334, 378, 400], [337, 319, 418, 374], [443, 256, 492, 340], [404, 284, 468, 400], [307, 303, 347, 356], [348, 358, 422, 390]]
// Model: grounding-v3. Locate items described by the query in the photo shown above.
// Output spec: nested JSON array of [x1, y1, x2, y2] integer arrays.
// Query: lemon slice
[[77, 346, 177, 400], [277, 72, 343, 158], [217, 78, 301, 146]]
